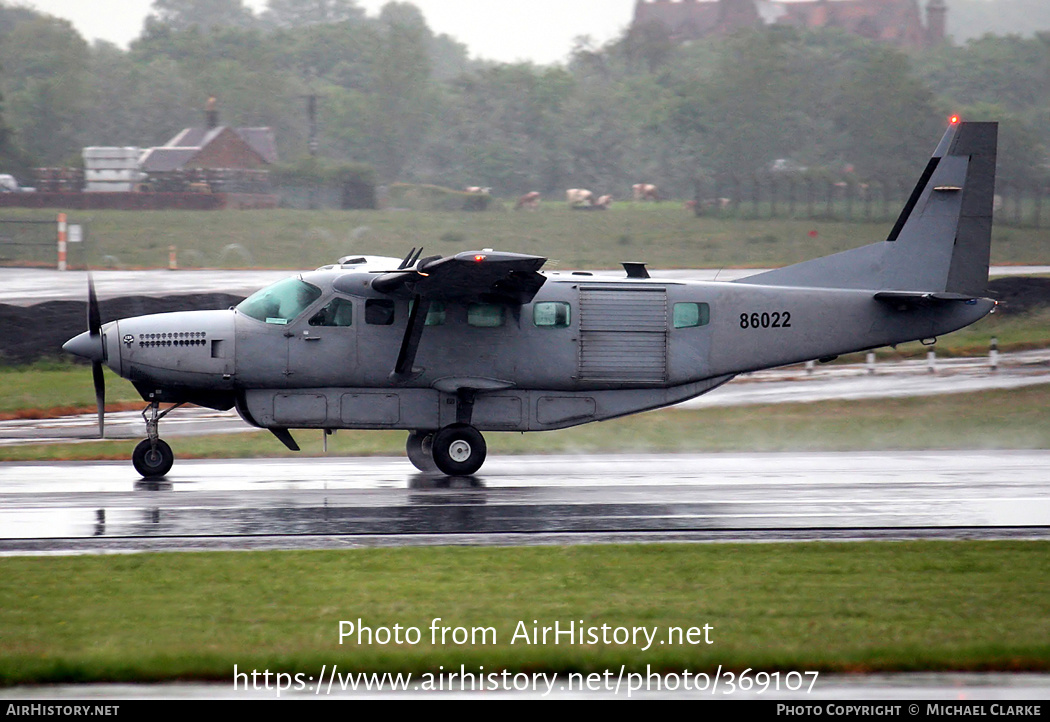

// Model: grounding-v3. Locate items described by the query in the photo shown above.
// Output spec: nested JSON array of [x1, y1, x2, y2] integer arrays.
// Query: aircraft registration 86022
[[64, 119, 998, 477]]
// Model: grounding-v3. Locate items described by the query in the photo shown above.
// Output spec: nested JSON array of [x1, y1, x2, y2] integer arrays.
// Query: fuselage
[[80, 255, 993, 434]]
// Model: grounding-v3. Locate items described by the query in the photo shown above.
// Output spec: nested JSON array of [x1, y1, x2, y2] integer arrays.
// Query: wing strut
[[393, 294, 430, 377]]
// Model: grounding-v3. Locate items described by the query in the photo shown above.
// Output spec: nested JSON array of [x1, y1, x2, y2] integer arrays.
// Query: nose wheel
[[133, 439, 174, 478], [133, 401, 183, 478]]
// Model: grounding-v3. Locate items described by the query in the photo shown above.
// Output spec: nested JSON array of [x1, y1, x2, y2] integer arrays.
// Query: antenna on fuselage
[[397, 247, 417, 270], [397, 247, 424, 270]]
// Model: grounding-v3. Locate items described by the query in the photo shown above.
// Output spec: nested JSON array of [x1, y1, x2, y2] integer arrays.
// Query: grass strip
[[8, 206, 1049, 271], [0, 542, 1047, 685]]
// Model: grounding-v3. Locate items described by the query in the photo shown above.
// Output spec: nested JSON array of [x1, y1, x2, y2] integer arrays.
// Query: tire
[[132, 439, 174, 478], [406, 430, 438, 473], [431, 424, 487, 476]]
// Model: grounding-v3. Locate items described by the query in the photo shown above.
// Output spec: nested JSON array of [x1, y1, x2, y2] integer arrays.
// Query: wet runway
[[1, 451, 1048, 554]]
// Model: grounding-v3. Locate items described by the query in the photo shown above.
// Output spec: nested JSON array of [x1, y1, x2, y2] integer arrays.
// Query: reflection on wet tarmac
[[0, 452, 1048, 549]]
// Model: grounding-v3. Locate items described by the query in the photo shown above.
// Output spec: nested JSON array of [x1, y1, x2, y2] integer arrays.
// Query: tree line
[[0, 0, 1046, 200]]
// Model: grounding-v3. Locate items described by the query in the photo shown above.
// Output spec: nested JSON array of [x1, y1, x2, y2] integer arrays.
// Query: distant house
[[140, 99, 278, 174]]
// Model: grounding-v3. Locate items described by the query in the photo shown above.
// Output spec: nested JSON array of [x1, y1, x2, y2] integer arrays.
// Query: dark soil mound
[[987, 277, 1050, 315]]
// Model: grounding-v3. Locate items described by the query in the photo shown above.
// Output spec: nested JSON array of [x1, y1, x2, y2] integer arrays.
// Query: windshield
[[237, 277, 322, 325]]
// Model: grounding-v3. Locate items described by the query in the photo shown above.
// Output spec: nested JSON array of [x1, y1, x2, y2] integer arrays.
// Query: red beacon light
[[949, 115, 960, 125], [474, 254, 486, 262]]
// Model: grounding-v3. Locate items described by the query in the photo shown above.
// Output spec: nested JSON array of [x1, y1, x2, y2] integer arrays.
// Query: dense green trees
[[0, 0, 1045, 195]]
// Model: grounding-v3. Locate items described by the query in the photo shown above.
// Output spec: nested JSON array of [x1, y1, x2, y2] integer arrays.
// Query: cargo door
[[578, 286, 667, 384]]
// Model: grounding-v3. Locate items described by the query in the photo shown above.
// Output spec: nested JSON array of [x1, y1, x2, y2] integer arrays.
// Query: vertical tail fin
[[738, 120, 998, 296]]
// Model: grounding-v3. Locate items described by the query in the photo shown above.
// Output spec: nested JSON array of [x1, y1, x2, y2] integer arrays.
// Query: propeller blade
[[92, 361, 105, 438], [87, 272, 101, 337]]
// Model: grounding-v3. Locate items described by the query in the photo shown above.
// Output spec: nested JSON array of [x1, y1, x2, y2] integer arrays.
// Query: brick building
[[139, 98, 277, 174]]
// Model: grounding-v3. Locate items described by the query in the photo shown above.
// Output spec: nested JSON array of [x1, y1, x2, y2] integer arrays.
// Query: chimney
[[205, 96, 219, 129], [926, 0, 947, 46]]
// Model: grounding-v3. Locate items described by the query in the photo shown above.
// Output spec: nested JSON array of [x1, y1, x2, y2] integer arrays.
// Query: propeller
[[89, 277, 104, 436], [62, 274, 107, 438], [87, 273, 105, 438]]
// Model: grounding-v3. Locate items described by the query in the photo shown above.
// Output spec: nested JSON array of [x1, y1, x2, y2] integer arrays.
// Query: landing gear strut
[[132, 401, 182, 478]]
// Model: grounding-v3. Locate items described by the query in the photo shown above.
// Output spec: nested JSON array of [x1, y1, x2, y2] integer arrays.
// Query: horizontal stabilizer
[[873, 290, 980, 309]]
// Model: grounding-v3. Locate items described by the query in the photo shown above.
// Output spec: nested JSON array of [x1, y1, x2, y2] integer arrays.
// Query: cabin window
[[426, 302, 446, 326], [533, 302, 571, 328], [366, 299, 396, 325], [409, 299, 446, 326], [309, 298, 354, 327], [467, 303, 505, 327], [673, 302, 710, 329], [237, 278, 322, 325]]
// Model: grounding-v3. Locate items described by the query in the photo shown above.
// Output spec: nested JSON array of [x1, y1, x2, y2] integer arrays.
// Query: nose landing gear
[[132, 401, 183, 478]]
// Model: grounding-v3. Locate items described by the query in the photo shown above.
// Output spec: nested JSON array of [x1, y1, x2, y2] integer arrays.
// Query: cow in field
[[515, 191, 541, 210], [465, 186, 492, 195], [566, 188, 593, 207], [632, 183, 658, 202], [570, 193, 612, 211]]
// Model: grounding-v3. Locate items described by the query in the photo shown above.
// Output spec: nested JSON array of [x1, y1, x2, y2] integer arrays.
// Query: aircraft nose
[[63, 331, 105, 362]]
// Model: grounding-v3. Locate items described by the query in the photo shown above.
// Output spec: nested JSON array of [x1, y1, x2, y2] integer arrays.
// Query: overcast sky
[[18, 0, 639, 65]]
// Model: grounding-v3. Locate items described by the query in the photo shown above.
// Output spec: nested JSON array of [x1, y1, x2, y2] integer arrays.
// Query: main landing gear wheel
[[431, 424, 487, 476], [132, 439, 174, 478], [406, 430, 438, 473]]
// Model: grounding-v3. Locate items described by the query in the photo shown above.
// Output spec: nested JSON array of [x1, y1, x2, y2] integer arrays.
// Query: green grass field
[[1, 542, 1047, 685], [8, 205, 1050, 271]]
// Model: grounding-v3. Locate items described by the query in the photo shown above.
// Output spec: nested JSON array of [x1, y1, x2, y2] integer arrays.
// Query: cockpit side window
[[237, 278, 322, 325], [309, 298, 354, 327]]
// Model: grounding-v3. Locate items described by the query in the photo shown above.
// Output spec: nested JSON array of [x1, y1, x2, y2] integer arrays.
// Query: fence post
[[57, 212, 67, 271]]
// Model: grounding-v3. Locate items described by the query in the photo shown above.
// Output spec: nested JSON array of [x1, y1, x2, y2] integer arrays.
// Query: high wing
[[333, 250, 548, 378], [350, 250, 548, 304]]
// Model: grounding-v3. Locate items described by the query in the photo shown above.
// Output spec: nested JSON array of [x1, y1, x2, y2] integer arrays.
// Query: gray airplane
[[64, 120, 998, 478]]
